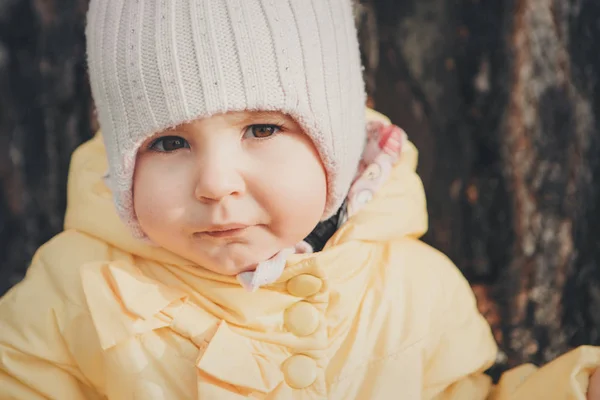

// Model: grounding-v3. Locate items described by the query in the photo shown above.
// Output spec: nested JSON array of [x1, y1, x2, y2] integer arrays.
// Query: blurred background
[[1, 0, 600, 379]]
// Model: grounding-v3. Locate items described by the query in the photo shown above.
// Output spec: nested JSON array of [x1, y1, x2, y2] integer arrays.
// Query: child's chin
[[193, 243, 281, 276], [203, 255, 259, 276]]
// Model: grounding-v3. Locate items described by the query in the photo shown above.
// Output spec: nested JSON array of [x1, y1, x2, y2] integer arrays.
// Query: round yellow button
[[284, 302, 320, 337], [287, 274, 323, 297], [283, 355, 317, 389]]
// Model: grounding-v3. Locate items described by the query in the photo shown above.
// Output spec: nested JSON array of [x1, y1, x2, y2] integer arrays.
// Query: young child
[[1, 0, 600, 399]]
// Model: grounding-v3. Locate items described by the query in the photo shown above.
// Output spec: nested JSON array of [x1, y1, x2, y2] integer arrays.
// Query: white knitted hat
[[86, 0, 366, 239]]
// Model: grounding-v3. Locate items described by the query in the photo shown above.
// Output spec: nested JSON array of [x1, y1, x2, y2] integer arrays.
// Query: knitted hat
[[86, 0, 366, 239]]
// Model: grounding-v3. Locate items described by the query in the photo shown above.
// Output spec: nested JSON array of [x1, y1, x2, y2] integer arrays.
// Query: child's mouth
[[200, 224, 250, 238]]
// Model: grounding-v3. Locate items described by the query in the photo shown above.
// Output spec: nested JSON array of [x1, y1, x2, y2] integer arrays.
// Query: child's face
[[133, 111, 327, 275]]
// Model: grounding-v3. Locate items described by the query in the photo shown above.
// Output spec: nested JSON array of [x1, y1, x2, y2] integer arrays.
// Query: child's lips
[[197, 224, 251, 238], [204, 228, 248, 238]]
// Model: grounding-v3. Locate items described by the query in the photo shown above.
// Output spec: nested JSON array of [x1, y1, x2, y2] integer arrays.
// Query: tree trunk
[[1, 0, 600, 379], [368, 0, 600, 377], [0, 0, 94, 294]]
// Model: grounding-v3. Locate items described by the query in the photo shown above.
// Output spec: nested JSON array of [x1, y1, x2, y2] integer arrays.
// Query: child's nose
[[193, 158, 245, 203]]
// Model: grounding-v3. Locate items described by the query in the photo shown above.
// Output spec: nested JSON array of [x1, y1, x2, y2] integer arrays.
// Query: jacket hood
[[64, 109, 428, 267]]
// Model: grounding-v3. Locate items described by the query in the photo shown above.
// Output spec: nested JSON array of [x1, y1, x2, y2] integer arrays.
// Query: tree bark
[[369, 0, 600, 377], [0, 0, 94, 294]]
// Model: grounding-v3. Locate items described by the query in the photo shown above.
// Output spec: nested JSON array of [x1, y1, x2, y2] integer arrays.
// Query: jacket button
[[284, 302, 319, 337], [287, 274, 323, 297], [283, 355, 317, 389]]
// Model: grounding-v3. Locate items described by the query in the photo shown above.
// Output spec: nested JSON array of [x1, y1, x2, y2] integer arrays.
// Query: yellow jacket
[[1, 110, 599, 399]]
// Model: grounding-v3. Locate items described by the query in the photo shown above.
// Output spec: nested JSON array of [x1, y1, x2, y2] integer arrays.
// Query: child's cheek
[[255, 136, 327, 242], [133, 154, 193, 234]]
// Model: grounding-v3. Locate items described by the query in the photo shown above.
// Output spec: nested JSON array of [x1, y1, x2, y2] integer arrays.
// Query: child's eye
[[243, 124, 281, 139], [149, 136, 190, 152]]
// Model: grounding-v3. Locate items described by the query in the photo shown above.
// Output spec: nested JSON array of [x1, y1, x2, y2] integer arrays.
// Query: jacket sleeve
[[419, 254, 498, 399], [420, 255, 600, 400], [0, 255, 99, 399], [488, 346, 600, 399], [430, 347, 600, 400]]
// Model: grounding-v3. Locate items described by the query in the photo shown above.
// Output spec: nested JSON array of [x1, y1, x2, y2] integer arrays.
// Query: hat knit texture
[[86, 0, 367, 239]]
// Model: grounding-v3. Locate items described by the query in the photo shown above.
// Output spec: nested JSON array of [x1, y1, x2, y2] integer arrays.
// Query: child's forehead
[[174, 110, 296, 130]]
